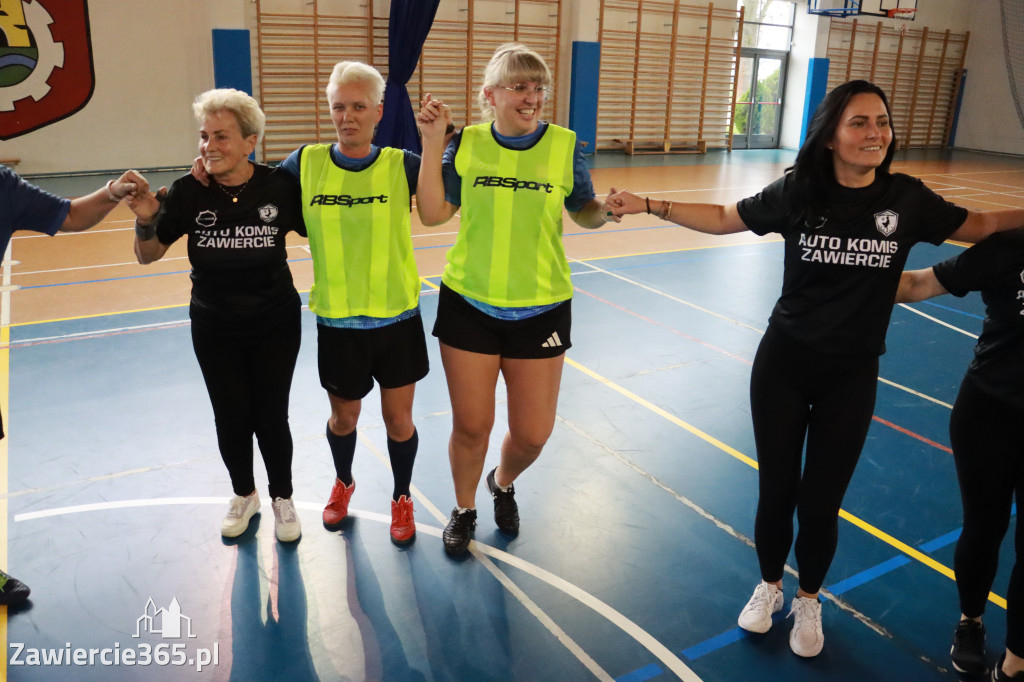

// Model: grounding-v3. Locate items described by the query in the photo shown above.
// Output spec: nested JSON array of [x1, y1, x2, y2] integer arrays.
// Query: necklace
[[216, 177, 249, 203], [215, 166, 253, 203]]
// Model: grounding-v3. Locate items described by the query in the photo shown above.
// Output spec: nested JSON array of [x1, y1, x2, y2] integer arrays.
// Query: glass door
[[733, 50, 787, 149]]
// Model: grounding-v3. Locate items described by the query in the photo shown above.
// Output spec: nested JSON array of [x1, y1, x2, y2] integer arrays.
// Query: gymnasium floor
[[2, 147, 1022, 681]]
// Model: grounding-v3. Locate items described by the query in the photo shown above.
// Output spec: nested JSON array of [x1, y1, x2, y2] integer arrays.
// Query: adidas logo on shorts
[[541, 332, 563, 348]]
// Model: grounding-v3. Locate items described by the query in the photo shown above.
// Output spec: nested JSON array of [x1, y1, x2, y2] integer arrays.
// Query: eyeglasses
[[502, 83, 550, 96]]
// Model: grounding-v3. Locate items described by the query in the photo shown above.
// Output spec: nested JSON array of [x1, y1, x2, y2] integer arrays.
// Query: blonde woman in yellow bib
[[416, 43, 614, 555]]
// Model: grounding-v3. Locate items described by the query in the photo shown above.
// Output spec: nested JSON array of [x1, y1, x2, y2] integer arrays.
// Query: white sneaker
[[738, 580, 784, 633], [789, 595, 824, 657], [222, 491, 260, 537], [272, 497, 301, 542]]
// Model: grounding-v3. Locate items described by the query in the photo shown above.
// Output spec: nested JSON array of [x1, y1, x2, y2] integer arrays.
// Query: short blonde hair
[[327, 61, 386, 105], [192, 88, 266, 142], [478, 43, 552, 121]]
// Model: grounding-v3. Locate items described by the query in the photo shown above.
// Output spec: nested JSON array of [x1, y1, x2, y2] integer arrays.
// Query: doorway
[[733, 49, 787, 149]]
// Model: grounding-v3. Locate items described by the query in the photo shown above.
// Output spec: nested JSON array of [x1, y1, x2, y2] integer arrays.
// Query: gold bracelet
[[660, 200, 673, 221]]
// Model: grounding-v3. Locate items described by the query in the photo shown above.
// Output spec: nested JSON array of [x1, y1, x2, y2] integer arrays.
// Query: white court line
[[572, 257, 766, 335], [14, 496, 700, 681], [8, 231, 455, 278], [896, 302, 979, 340], [3, 319, 190, 347], [354, 436, 688, 679], [877, 377, 954, 410], [924, 173, 1024, 191], [936, 196, 1024, 210]]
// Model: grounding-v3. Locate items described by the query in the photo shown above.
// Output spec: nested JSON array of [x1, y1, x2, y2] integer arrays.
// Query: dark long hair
[[787, 80, 897, 217]]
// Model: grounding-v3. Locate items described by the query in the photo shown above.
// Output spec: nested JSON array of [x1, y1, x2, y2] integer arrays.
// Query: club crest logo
[[0, 0, 94, 140], [195, 210, 217, 228], [258, 204, 278, 223], [874, 210, 898, 237]]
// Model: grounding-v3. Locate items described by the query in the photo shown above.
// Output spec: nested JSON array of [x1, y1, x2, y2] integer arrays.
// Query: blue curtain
[[373, 0, 441, 153]]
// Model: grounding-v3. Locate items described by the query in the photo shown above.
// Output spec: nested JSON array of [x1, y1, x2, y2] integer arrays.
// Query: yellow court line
[[563, 355, 1008, 610], [10, 302, 189, 328], [565, 357, 758, 470]]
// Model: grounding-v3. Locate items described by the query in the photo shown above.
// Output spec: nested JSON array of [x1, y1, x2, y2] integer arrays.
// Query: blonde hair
[[192, 88, 265, 142], [478, 43, 552, 121], [327, 61, 386, 105]]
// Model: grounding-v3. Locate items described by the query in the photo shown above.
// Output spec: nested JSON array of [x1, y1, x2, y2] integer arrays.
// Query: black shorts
[[317, 313, 429, 400], [432, 283, 572, 359]]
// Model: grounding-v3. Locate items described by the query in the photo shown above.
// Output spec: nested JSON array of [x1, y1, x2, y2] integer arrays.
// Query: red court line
[[871, 415, 953, 454]]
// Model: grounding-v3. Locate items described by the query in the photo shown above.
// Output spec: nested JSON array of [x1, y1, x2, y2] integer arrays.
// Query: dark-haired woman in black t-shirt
[[898, 228, 1024, 679], [608, 80, 1024, 658], [127, 89, 306, 545]]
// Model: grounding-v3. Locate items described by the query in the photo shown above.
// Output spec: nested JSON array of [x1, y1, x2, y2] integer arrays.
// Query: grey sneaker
[[272, 497, 301, 543], [221, 491, 260, 538]]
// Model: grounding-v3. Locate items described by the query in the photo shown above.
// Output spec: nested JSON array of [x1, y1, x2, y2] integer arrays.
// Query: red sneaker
[[390, 495, 416, 546], [322, 478, 355, 529]]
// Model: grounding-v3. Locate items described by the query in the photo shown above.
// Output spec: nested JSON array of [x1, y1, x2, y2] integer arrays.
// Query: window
[[738, 0, 796, 50]]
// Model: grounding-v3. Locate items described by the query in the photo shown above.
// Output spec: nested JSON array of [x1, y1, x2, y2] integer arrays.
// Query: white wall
[[779, 5, 830, 149], [955, 0, 1024, 154], [4, 0, 246, 176], [779, 0, 1024, 154], [5, 0, 1022, 176]]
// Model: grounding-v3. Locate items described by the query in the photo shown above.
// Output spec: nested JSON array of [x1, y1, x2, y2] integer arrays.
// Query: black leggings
[[191, 307, 301, 500], [951, 375, 1024, 656], [749, 326, 879, 593]]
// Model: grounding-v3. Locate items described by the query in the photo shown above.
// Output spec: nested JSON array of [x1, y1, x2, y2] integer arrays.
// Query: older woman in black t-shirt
[[127, 89, 306, 544], [608, 80, 1024, 658], [898, 229, 1024, 680]]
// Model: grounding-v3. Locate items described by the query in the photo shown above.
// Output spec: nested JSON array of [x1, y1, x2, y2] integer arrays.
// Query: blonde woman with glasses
[[416, 43, 614, 556]]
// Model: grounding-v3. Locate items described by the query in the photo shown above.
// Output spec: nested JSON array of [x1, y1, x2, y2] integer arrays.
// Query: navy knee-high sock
[[326, 423, 357, 485], [388, 429, 418, 501]]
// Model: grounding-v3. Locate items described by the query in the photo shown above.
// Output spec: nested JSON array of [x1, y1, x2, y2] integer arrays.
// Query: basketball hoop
[[887, 7, 916, 35]]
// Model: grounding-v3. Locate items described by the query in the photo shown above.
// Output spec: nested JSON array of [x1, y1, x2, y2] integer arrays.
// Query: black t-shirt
[[933, 228, 1024, 408], [737, 172, 968, 356], [157, 163, 305, 334]]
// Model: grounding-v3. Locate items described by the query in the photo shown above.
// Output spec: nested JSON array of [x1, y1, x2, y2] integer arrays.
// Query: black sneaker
[[486, 467, 519, 535], [443, 508, 476, 556], [951, 618, 987, 675], [0, 569, 30, 606], [993, 654, 1024, 680]]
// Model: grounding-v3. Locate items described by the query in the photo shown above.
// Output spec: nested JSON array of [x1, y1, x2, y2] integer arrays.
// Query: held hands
[[125, 186, 168, 228], [599, 197, 621, 224], [107, 170, 150, 202], [605, 187, 647, 218], [416, 93, 452, 142]]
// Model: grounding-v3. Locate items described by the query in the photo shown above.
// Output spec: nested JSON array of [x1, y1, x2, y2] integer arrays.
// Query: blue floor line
[[618, 510, 1016, 681], [17, 268, 194, 289], [615, 663, 664, 682], [918, 299, 984, 321]]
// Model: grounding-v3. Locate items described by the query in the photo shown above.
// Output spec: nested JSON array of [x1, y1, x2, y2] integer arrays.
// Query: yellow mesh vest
[[300, 145, 418, 318], [445, 123, 575, 307]]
